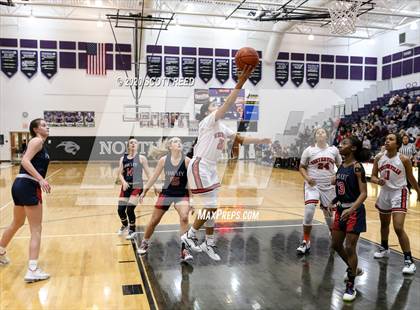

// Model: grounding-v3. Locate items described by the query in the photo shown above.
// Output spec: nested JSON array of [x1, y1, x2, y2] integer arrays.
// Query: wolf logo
[[56, 141, 80, 155]]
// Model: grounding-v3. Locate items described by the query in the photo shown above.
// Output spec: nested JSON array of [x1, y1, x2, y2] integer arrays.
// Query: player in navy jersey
[[0, 118, 52, 283], [116, 137, 152, 240], [137, 137, 193, 263], [371, 133, 420, 275], [330, 136, 369, 302]]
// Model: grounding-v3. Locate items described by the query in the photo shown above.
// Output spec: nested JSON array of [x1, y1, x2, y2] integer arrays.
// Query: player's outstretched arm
[[215, 65, 254, 121]]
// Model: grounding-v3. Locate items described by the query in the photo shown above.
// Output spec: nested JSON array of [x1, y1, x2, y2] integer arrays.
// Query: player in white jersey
[[297, 128, 342, 255], [371, 133, 420, 275], [181, 65, 271, 260]]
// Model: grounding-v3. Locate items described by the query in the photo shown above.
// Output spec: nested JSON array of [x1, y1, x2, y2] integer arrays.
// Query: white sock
[[206, 234, 215, 246], [0, 246, 6, 255], [188, 227, 197, 237], [143, 239, 150, 244], [28, 260, 38, 271]]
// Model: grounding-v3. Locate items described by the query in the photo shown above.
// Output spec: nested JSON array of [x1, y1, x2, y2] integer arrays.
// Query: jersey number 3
[[337, 181, 345, 195]]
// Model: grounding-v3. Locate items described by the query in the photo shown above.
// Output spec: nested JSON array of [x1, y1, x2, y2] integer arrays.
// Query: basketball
[[235, 47, 259, 70]]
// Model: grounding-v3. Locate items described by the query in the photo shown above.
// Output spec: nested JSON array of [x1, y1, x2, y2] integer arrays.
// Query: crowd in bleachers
[[248, 87, 420, 171]]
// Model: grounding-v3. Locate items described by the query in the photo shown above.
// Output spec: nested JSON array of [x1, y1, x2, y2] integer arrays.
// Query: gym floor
[[0, 161, 419, 309]]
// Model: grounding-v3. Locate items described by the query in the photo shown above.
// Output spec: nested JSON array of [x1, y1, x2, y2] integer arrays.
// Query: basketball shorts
[[119, 184, 143, 198], [11, 175, 42, 206], [304, 183, 336, 209], [332, 203, 366, 234], [188, 157, 221, 195], [155, 193, 189, 211], [375, 187, 409, 214]]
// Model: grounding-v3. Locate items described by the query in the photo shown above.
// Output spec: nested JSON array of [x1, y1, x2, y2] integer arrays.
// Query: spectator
[[362, 136, 371, 150], [399, 134, 417, 162]]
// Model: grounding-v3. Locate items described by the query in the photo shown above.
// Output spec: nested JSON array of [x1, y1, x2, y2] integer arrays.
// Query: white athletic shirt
[[300, 144, 342, 188], [194, 111, 235, 163], [377, 152, 407, 190]]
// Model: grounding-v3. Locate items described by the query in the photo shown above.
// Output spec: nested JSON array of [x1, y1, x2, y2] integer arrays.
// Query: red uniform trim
[[191, 183, 221, 194], [36, 186, 42, 204], [192, 157, 203, 189], [305, 200, 319, 205]]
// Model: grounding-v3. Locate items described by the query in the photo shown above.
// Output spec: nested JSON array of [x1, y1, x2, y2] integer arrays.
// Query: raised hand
[[236, 65, 255, 89]]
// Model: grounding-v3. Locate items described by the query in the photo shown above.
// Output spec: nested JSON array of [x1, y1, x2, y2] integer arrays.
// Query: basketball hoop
[[328, 0, 362, 35]]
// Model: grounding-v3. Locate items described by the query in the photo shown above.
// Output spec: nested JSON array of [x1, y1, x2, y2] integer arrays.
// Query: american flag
[[86, 43, 106, 75]]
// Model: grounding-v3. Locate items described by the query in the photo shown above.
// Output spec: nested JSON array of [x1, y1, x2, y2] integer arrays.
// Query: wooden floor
[[0, 161, 419, 310]]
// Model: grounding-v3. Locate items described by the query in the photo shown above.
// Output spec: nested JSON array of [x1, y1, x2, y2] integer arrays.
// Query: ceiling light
[[308, 34, 315, 40]]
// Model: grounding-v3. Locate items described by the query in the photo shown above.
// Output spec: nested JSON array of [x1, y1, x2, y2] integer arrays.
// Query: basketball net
[[328, 0, 362, 35]]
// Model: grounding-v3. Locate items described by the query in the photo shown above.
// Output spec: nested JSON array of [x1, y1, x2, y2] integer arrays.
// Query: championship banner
[[306, 63, 320, 88], [146, 55, 162, 78], [20, 50, 38, 78], [215, 58, 229, 84], [248, 61, 262, 85], [1, 49, 18, 78], [198, 58, 213, 83], [291, 62, 304, 87], [275, 61, 289, 86], [182, 57, 197, 78], [164, 56, 180, 78], [40, 51, 57, 79]]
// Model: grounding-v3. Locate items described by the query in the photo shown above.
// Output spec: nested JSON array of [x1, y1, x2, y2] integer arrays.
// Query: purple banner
[[335, 65, 349, 79], [182, 47, 196, 55], [1, 49, 18, 77], [181, 57, 196, 78], [403, 49, 413, 58], [164, 56, 180, 78], [164, 46, 179, 55], [291, 53, 304, 61], [215, 49, 229, 57], [275, 61, 288, 86], [215, 58, 229, 84], [277, 52, 289, 60], [248, 61, 262, 86], [364, 66, 377, 81], [306, 54, 320, 62], [59, 41, 76, 50], [402, 59, 413, 75], [321, 54, 334, 62], [321, 64, 334, 79], [59, 52, 76, 69], [306, 63, 319, 87], [40, 40, 57, 49], [20, 39, 37, 48], [231, 60, 238, 82], [365, 57, 377, 65], [115, 54, 131, 70], [382, 65, 391, 80], [147, 45, 162, 53], [40, 51, 57, 79], [291, 62, 304, 87], [20, 50, 38, 78], [147, 55, 162, 78], [0, 38, 18, 47], [392, 62, 402, 77], [199, 48, 213, 57], [350, 66, 362, 80], [198, 58, 213, 83]]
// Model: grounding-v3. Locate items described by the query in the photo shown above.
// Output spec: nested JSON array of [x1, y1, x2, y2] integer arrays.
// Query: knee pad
[[118, 201, 127, 220], [126, 203, 137, 224], [303, 204, 316, 226], [204, 218, 215, 228]]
